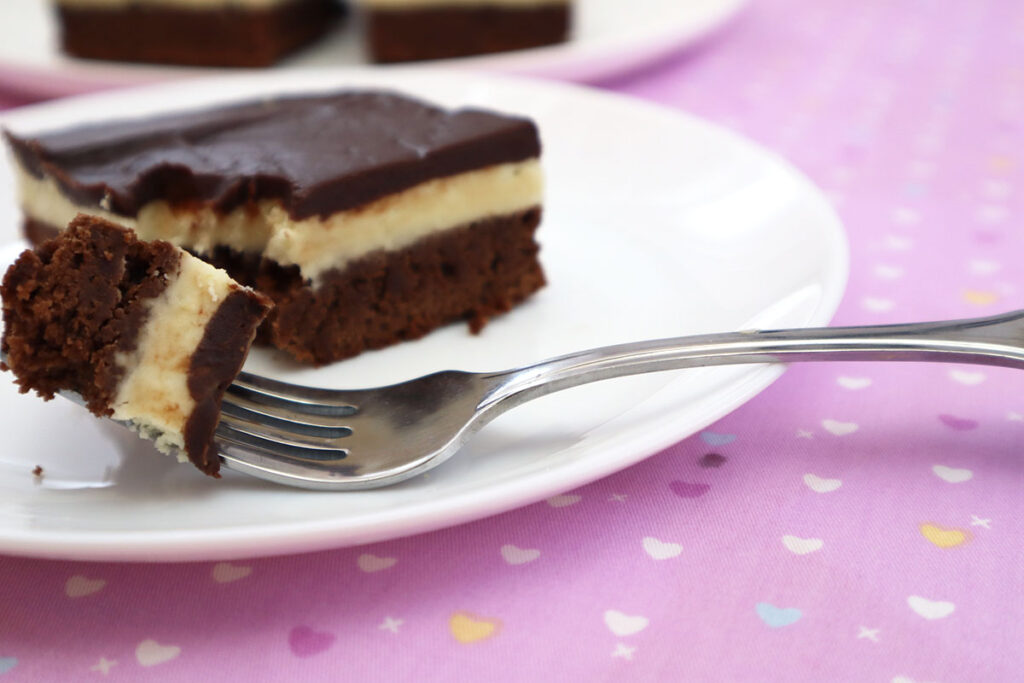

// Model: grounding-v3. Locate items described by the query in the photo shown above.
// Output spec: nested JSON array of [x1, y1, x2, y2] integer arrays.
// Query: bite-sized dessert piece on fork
[[1, 215, 272, 476]]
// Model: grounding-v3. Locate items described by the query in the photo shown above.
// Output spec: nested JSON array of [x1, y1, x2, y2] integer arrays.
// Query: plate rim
[[0, 0, 750, 97], [0, 69, 849, 561]]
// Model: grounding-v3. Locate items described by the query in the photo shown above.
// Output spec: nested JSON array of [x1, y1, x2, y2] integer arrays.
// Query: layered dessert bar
[[1, 215, 272, 476], [54, 0, 342, 67], [4, 90, 546, 365], [363, 0, 572, 63]]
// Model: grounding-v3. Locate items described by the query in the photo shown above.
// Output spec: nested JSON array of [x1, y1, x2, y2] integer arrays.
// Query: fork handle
[[481, 310, 1024, 411]]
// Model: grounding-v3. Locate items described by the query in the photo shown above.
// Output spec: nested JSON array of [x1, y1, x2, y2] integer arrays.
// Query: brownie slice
[[365, 3, 571, 63], [1, 215, 272, 476], [55, 0, 343, 68], [5, 90, 546, 365]]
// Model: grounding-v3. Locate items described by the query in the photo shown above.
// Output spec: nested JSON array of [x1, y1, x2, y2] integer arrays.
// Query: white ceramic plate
[[0, 0, 748, 96], [0, 70, 847, 561]]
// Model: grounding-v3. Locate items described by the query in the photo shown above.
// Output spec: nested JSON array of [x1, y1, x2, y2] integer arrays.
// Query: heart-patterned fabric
[[0, 0, 1021, 681]]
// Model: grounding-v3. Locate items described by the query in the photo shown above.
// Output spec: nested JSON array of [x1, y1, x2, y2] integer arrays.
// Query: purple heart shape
[[939, 414, 978, 431], [289, 626, 336, 657], [699, 453, 728, 468], [670, 481, 710, 499]]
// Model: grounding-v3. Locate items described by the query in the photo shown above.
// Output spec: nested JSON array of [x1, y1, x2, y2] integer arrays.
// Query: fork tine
[[226, 383, 354, 418], [219, 404, 352, 446], [221, 392, 355, 430], [216, 421, 349, 461], [231, 372, 359, 416]]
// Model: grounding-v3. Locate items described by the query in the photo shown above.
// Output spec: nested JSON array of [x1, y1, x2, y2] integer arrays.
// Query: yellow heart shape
[[920, 523, 971, 548], [449, 612, 500, 644], [963, 290, 998, 306], [988, 155, 1014, 172]]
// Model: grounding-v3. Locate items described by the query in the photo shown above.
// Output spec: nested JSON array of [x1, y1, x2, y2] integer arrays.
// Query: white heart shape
[[837, 376, 872, 390], [976, 204, 1008, 223], [135, 640, 181, 667], [981, 179, 1010, 199], [603, 610, 649, 637], [803, 474, 842, 493], [782, 535, 824, 555], [862, 297, 895, 312], [907, 160, 935, 178], [949, 370, 985, 386], [873, 264, 904, 280], [884, 235, 914, 251], [829, 164, 854, 183], [968, 259, 1001, 275], [65, 575, 106, 598], [500, 544, 540, 565], [642, 537, 682, 560], [546, 494, 582, 508], [212, 562, 252, 584], [822, 419, 859, 436], [357, 554, 397, 573], [915, 132, 941, 152], [907, 595, 955, 620], [892, 207, 921, 225], [932, 465, 973, 484]]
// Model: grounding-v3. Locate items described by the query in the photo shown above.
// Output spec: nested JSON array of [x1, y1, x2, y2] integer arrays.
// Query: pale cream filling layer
[[57, 0, 297, 10], [110, 252, 235, 458], [361, 0, 567, 8], [15, 160, 543, 283]]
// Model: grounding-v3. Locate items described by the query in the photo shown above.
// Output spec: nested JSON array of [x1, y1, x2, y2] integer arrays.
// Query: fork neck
[[478, 310, 1024, 412]]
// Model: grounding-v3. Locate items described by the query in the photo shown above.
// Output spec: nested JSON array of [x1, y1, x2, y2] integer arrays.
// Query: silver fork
[[215, 310, 1024, 490]]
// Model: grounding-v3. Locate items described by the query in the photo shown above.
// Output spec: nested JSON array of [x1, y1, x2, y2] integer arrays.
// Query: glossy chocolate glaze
[[4, 91, 541, 220], [184, 287, 271, 476]]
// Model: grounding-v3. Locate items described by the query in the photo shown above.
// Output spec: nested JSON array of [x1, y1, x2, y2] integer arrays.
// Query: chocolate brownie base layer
[[1, 215, 178, 416], [201, 207, 544, 365], [367, 6, 570, 63], [57, 0, 342, 68], [22, 208, 545, 366]]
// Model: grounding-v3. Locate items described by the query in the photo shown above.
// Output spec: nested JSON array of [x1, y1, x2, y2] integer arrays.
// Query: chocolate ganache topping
[[4, 91, 541, 220]]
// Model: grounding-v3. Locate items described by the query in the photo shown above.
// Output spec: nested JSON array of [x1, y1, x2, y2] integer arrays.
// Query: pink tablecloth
[[2, 0, 1022, 680]]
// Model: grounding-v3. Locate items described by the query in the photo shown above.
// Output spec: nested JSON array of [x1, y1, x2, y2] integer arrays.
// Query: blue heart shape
[[700, 430, 736, 446], [0, 657, 17, 675], [756, 603, 802, 628]]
